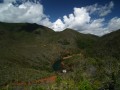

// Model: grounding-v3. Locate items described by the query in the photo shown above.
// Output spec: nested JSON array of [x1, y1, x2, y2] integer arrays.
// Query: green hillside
[[0, 22, 120, 90]]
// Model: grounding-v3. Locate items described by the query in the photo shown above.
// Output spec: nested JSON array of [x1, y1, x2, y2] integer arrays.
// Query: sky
[[0, 0, 120, 36]]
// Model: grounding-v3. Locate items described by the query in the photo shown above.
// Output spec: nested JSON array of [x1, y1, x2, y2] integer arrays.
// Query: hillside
[[87, 29, 120, 59], [0, 22, 97, 85], [98, 30, 120, 59], [0, 22, 120, 90]]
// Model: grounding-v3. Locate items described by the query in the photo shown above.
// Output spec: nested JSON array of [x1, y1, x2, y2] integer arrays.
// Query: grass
[[0, 22, 120, 89]]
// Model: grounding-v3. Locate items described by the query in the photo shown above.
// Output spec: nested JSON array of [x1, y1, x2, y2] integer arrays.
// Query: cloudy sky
[[0, 0, 120, 36]]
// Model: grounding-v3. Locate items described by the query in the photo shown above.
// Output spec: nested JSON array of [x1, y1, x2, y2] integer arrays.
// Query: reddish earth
[[34, 75, 57, 84], [12, 75, 57, 86], [4, 54, 81, 87]]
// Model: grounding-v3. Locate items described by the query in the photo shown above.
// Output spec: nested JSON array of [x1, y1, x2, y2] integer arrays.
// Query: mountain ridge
[[0, 22, 120, 89]]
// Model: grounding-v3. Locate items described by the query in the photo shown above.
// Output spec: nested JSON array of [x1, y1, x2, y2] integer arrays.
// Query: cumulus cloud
[[52, 19, 65, 31], [52, 7, 105, 35], [0, 0, 120, 36], [80, 18, 105, 35], [52, 7, 91, 31], [0, 0, 52, 27], [51, 1, 120, 36]]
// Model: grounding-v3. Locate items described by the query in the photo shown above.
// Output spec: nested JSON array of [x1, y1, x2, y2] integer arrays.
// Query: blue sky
[[41, 0, 120, 22], [0, 0, 120, 36]]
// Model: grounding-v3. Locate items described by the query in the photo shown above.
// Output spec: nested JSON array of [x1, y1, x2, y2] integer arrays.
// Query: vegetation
[[0, 22, 120, 90]]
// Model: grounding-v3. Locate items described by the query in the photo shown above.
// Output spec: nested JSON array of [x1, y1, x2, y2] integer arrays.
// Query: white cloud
[[80, 17, 120, 36], [0, 1, 119, 36], [52, 7, 106, 35], [81, 19, 107, 36], [52, 19, 65, 31], [86, 1, 114, 17], [107, 17, 120, 31], [52, 7, 91, 31], [99, 1, 114, 16], [0, 1, 52, 27], [51, 1, 120, 36]]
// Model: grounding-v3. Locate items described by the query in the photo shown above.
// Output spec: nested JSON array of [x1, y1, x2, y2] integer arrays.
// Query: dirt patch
[[11, 75, 57, 86]]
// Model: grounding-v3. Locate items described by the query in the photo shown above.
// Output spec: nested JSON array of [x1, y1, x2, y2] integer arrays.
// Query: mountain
[[87, 29, 120, 60], [0, 22, 96, 85], [0, 22, 120, 90], [99, 30, 120, 59]]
